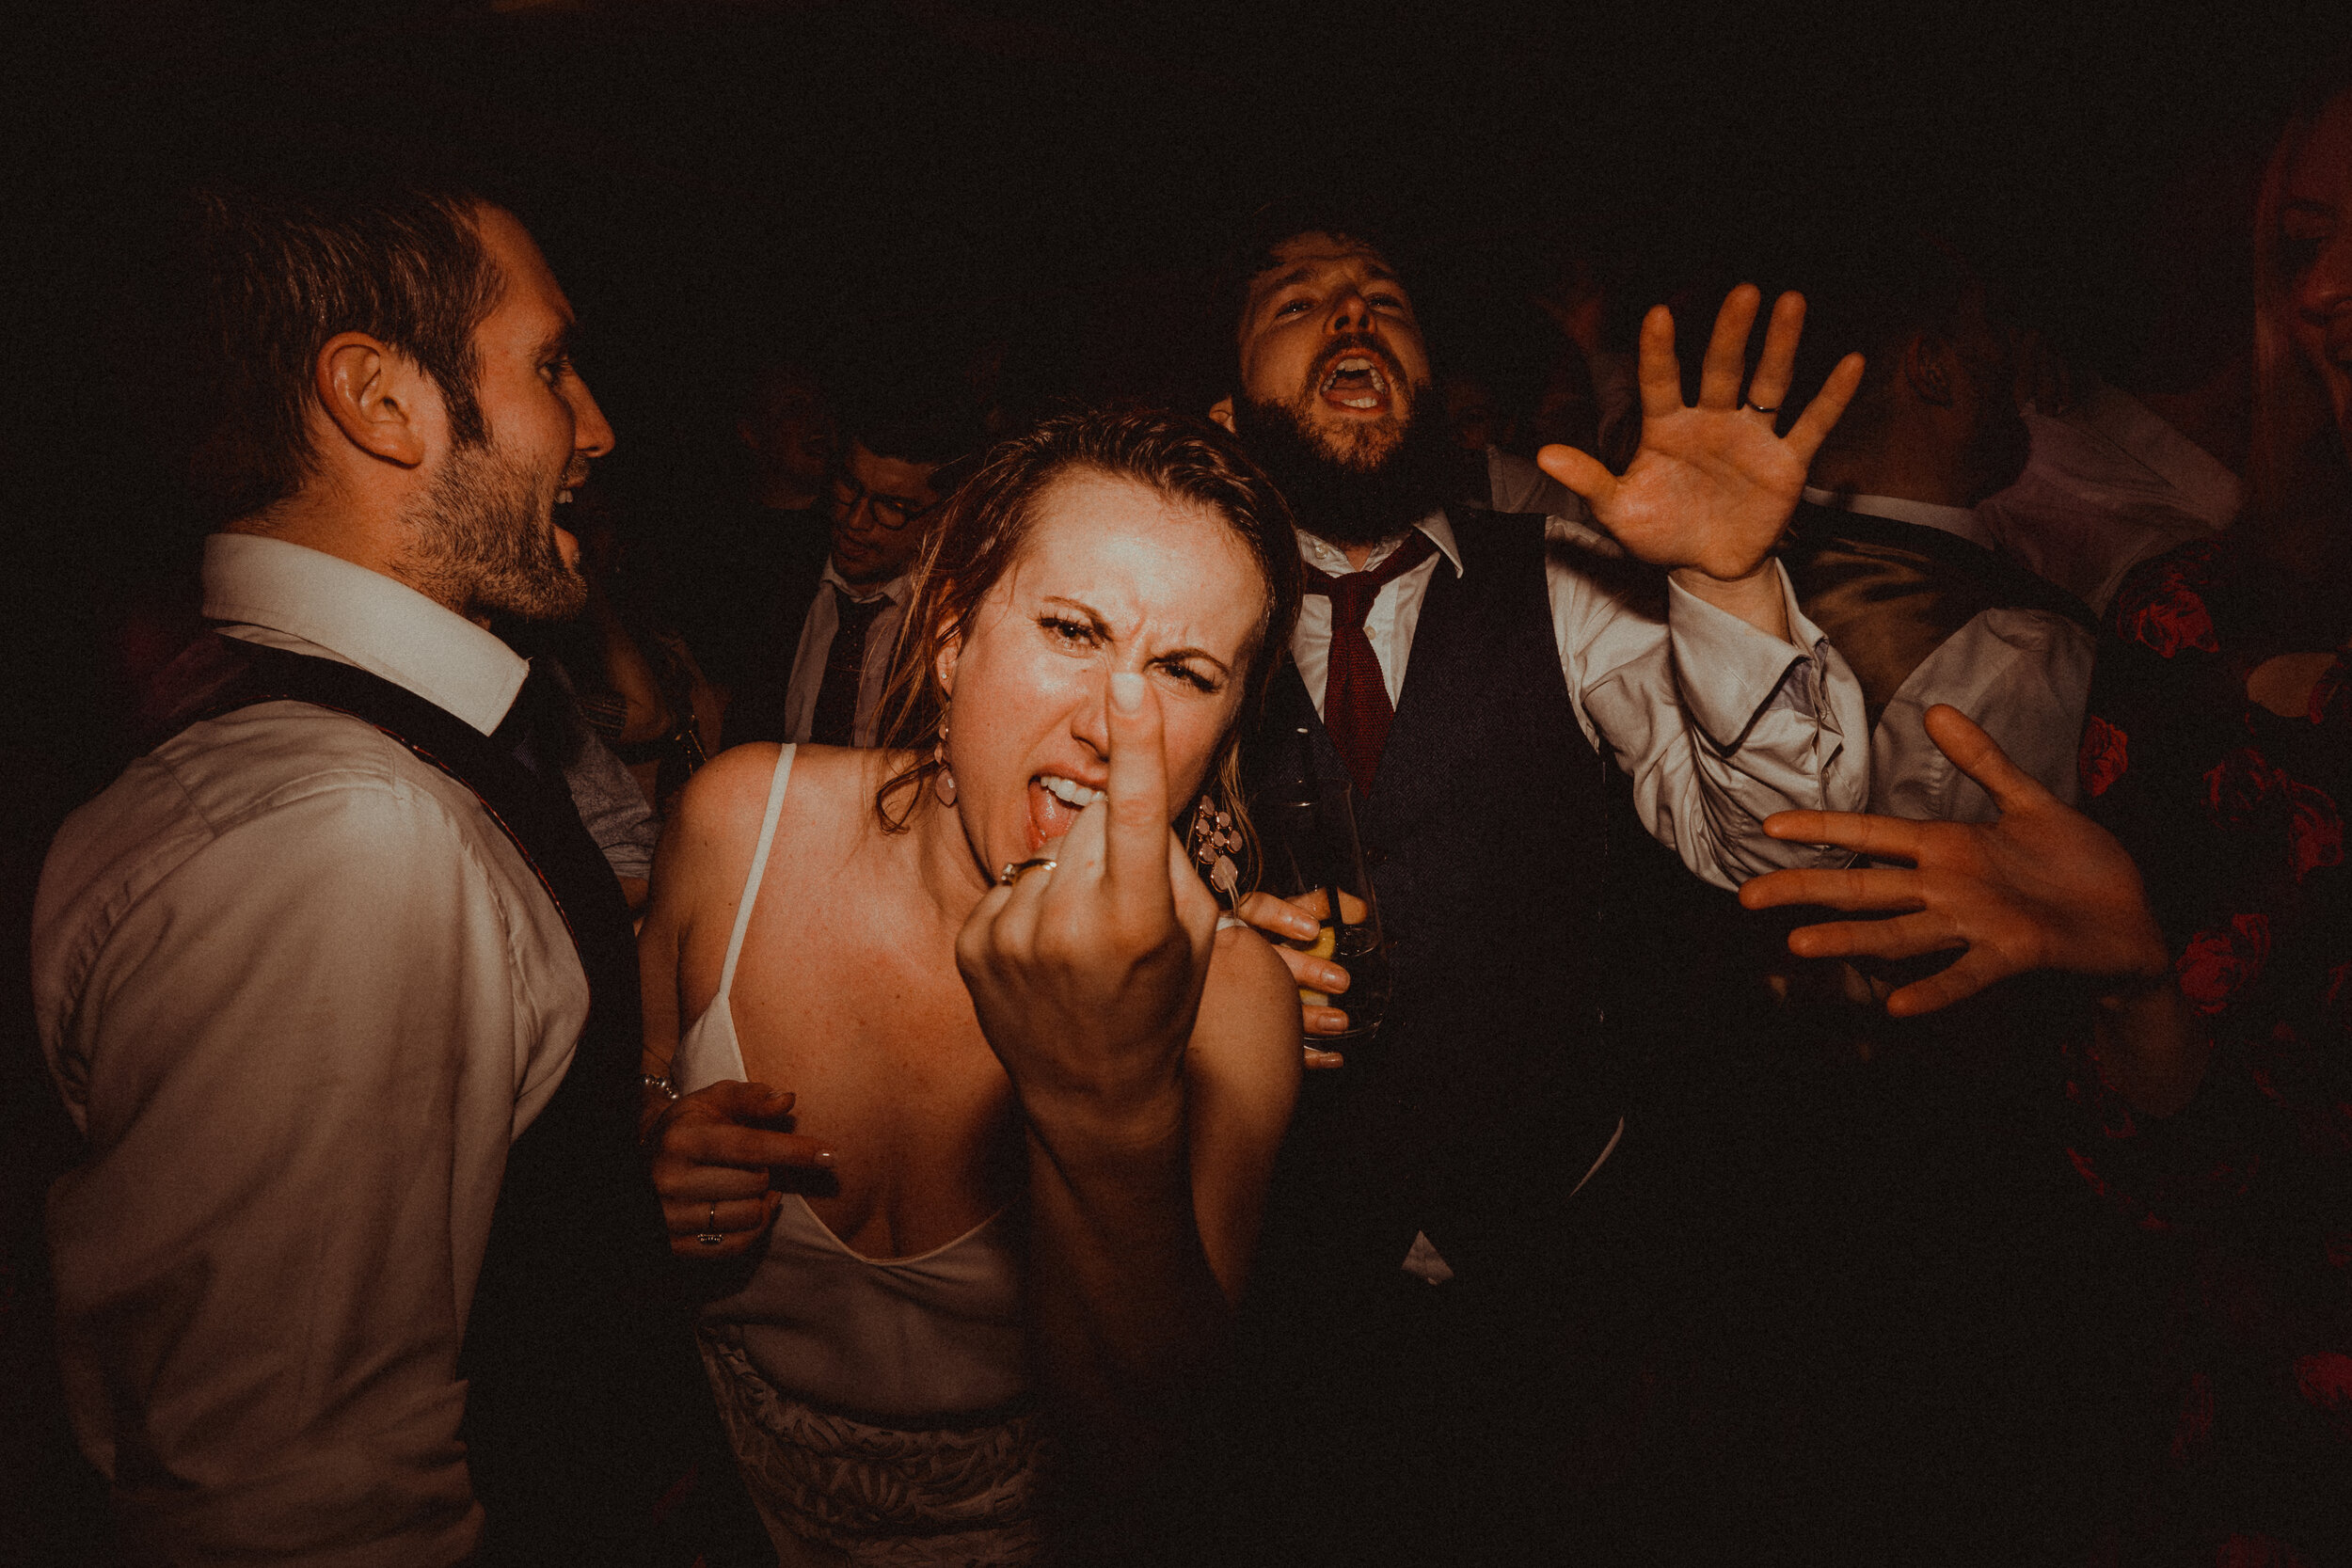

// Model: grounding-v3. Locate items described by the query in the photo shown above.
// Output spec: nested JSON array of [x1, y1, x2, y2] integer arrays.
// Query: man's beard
[[400, 437, 587, 623], [1231, 375, 1464, 550]]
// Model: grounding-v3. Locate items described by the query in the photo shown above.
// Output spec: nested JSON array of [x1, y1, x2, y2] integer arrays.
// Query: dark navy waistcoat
[[1241, 511, 1627, 1301]]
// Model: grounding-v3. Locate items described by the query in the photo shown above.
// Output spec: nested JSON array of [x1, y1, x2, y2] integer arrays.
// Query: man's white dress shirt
[[1975, 382, 2235, 615], [1802, 486, 2096, 823], [1291, 511, 1868, 891], [777, 562, 911, 747], [32, 533, 590, 1568]]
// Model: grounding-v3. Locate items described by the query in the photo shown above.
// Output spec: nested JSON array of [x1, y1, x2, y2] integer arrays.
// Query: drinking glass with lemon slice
[[1262, 790, 1391, 1047]]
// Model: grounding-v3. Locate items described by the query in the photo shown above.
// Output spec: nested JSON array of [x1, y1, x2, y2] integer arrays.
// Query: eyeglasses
[[829, 470, 940, 532]]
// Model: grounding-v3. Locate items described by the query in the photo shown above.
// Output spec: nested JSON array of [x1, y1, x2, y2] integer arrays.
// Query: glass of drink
[[1260, 787, 1391, 1046]]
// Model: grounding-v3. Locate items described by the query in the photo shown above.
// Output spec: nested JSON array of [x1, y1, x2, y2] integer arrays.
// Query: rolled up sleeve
[[1553, 526, 1869, 887]]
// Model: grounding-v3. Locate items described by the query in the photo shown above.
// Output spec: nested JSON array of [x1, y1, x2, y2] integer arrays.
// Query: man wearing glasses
[[723, 388, 979, 748]]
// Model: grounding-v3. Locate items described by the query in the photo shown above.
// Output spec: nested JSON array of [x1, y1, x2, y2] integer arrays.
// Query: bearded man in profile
[[31, 175, 713, 1567]]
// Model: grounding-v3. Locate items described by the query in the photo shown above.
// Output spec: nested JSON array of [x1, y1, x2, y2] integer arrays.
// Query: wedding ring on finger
[[1742, 400, 1780, 416], [995, 857, 1058, 888], [696, 1200, 723, 1247]]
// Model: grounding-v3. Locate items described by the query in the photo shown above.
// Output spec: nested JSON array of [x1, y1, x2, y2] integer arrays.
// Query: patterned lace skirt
[[697, 1325, 1050, 1567]]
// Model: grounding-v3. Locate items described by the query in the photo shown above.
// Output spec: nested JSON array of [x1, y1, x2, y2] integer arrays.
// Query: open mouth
[[555, 459, 593, 507], [1318, 352, 1394, 415], [1026, 772, 1105, 849]]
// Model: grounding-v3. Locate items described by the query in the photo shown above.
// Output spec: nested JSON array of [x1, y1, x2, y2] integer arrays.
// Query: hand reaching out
[[1739, 705, 2170, 1017], [1539, 285, 1864, 599], [1234, 890, 1349, 1069]]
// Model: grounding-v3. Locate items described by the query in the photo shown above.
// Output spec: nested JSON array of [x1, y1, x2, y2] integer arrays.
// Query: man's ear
[[317, 332, 432, 467], [1208, 395, 1237, 435], [1900, 333, 1956, 409]]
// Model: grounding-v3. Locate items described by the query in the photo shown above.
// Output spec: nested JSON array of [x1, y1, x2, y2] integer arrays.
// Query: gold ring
[[695, 1202, 723, 1247], [995, 857, 1059, 887]]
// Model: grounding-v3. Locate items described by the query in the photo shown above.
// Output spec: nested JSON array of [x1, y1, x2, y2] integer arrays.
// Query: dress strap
[[714, 744, 797, 1006]]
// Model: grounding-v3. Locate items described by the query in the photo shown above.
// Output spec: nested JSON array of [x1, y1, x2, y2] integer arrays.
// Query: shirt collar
[[200, 532, 529, 736], [819, 561, 911, 605], [1295, 511, 1465, 578], [1801, 485, 1996, 550], [2075, 383, 2242, 524]]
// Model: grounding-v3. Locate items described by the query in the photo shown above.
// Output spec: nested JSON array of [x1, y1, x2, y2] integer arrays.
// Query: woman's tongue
[[1026, 778, 1080, 851]]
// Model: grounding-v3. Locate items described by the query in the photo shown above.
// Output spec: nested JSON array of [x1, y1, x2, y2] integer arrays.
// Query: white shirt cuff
[[1667, 561, 1827, 752]]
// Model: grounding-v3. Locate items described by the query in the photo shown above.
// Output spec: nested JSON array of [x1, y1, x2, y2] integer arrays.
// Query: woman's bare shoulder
[[1193, 923, 1304, 1101], [774, 744, 930, 853], [671, 743, 904, 833], [671, 743, 927, 879], [779, 742, 913, 805], [651, 744, 917, 954], [1207, 921, 1296, 1009], [1185, 922, 1303, 1301], [661, 743, 789, 869], [678, 740, 788, 811]]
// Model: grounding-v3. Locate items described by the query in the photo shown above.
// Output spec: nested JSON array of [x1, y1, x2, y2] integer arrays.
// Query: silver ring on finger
[[1742, 400, 1780, 416], [696, 1200, 723, 1247], [996, 856, 1058, 887]]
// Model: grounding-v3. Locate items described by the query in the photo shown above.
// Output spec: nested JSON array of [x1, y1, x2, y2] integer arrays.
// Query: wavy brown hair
[[873, 406, 1302, 842], [175, 178, 502, 529]]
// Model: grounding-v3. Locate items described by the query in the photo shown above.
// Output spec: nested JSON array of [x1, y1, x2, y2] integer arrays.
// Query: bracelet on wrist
[[637, 1073, 682, 1153]]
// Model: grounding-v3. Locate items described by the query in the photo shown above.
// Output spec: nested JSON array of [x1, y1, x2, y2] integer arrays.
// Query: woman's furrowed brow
[[1040, 595, 1111, 634], [1039, 595, 1233, 673]]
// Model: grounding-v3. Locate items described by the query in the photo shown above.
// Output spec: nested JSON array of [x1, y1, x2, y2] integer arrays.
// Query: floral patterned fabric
[[2073, 539, 2352, 1566]]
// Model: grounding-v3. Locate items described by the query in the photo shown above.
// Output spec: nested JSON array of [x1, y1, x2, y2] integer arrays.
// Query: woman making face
[[636, 408, 1301, 1567], [936, 469, 1263, 867]]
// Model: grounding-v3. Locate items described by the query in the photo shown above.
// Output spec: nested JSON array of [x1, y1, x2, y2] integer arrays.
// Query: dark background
[[4, 2, 2348, 1557], [5, 0, 2344, 785]]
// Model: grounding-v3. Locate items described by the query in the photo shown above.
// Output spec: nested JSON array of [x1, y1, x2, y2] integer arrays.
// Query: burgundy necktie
[[1300, 529, 1438, 795], [810, 585, 891, 748]]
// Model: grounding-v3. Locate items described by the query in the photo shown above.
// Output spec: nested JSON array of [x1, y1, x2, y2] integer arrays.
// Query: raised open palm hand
[[1540, 285, 1864, 582], [1738, 705, 2171, 1016]]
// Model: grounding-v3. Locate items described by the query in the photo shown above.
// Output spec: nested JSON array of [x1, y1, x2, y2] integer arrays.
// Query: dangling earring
[[932, 705, 957, 805], [1187, 794, 1242, 907]]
